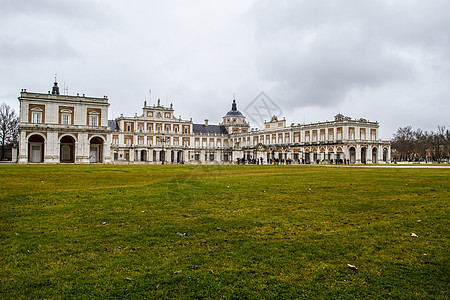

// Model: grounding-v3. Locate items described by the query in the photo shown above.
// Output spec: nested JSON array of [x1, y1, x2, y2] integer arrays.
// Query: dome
[[224, 109, 244, 117], [224, 99, 244, 117]]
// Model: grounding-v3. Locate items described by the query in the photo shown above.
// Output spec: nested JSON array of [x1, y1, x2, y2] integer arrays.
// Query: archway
[[60, 135, 75, 163], [349, 147, 356, 164], [28, 134, 45, 163], [305, 151, 310, 164], [372, 147, 378, 164], [361, 147, 367, 164], [159, 150, 166, 163], [89, 137, 104, 163], [383, 148, 388, 162], [177, 150, 184, 163], [141, 150, 147, 162]]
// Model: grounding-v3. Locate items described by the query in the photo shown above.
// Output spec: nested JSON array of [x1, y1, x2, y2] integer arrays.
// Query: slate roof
[[108, 120, 119, 130], [224, 109, 244, 117], [193, 124, 228, 134]]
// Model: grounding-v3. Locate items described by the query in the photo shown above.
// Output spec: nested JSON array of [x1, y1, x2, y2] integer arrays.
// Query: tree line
[[391, 125, 450, 163], [0, 103, 19, 161]]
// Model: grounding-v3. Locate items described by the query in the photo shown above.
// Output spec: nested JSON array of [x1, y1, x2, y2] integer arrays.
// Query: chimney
[[204, 119, 209, 126]]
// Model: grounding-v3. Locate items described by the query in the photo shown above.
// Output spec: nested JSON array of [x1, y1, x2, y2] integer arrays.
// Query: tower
[[221, 95, 249, 134]]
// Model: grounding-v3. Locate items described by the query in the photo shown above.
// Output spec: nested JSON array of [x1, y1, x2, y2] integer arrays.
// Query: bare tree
[[391, 125, 450, 163], [437, 125, 449, 163], [0, 103, 19, 160], [391, 126, 414, 161], [443, 126, 450, 163]]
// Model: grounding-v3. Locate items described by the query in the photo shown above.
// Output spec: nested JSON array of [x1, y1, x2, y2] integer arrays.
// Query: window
[[148, 138, 153, 146], [349, 130, 355, 140], [87, 110, 100, 127], [174, 139, 179, 146], [126, 124, 131, 132], [165, 125, 170, 133], [62, 114, 71, 125], [184, 127, 188, 134], [174, 127, 178, 133], [139, 125, 143, 132], [90, 115, 98, 127], [32, 112, 42, 123], [126, 138, 132, 145], [60, 108, 73, 125], [113, 137, 119, 145]]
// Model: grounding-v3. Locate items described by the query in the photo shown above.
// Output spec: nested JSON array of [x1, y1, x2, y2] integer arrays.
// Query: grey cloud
[[0, 0, 111, 20], [0, 37, 79, 62], [250, 0, 450, 107]]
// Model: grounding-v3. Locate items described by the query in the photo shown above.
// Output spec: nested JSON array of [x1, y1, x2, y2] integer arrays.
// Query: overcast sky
[[1, 0, 449, 139]]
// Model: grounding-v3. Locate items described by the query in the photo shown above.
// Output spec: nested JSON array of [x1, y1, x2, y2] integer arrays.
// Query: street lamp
[[157, 133, 170, 164]]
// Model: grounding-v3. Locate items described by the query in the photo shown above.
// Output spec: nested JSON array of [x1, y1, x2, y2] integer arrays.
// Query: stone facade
[[18, 82, 390, 164], [18, 82, 111, 164]]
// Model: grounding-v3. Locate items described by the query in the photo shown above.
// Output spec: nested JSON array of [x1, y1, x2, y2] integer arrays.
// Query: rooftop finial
[[231, 96, 237, 111], [51, 74, 60, 95]]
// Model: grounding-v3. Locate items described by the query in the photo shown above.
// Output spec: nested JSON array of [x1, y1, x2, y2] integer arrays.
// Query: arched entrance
[[89, 137, 104, 163], [141, 150, 147, 162], [159, 150, 166, 164], [60, 135, 75, 163], [372, 147, 378, 164], [177, 150, 184, 163], [349, 147, 356, 164], [383, 148, 388, 162], [361, 147, 367, 164], [305, 151, 310, 164], [28, 134, 45, 163]]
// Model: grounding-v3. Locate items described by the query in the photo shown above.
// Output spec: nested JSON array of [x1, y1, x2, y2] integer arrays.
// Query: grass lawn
[[0, 164, 448, 299]]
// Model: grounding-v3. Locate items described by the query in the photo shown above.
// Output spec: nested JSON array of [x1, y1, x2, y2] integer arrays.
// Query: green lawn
[[0, 165, 448, 299]]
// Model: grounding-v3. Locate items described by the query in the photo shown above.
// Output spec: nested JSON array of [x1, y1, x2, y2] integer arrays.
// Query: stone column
[[355, 145, 360, 163], [366, 146, 372, 164]]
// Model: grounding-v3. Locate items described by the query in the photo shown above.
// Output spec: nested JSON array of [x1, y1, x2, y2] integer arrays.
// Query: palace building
[[17, 81, 391, 164]]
